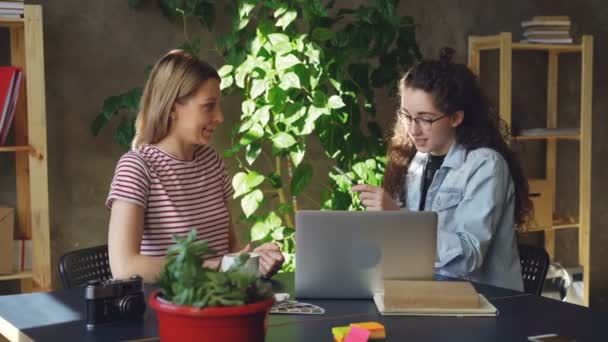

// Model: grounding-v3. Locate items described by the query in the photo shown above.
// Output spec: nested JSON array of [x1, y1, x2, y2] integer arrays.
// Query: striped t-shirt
[[106, 144, 234, 257]]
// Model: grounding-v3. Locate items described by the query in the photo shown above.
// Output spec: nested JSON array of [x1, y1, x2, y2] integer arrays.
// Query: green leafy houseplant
[[93, 0, 422, 272], [158, 229, 273, 308], [150, 229, 275, 341]]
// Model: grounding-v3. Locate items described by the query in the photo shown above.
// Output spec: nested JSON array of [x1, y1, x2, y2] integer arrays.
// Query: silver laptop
[[295, 210, 437, 299]]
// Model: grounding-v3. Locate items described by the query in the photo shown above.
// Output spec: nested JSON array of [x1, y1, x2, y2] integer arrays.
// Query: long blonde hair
[[132, 50, 220, 149]]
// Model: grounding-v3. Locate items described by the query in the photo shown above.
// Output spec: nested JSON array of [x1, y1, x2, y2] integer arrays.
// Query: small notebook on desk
[[373, 280, 499, 317]]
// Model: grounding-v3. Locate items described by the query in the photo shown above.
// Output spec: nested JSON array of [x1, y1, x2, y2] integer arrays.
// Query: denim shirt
[[404, 143, 524, 291]]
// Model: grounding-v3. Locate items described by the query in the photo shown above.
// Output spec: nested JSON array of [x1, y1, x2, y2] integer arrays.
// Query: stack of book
[[0, 1, 24, 19], [0, 67, 22, 145], [521, 16, 573, 44]]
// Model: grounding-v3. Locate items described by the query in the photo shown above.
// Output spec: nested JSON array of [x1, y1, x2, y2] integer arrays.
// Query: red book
[[0, 66, 22, 145]]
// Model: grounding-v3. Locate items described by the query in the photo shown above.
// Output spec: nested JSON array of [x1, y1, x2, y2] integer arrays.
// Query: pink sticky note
[[344, 325, 371, 342]]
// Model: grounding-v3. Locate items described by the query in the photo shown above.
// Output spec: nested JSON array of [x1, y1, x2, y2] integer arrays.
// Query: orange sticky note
[[350, 322, 386, 339], [344, 326, 371, 342]]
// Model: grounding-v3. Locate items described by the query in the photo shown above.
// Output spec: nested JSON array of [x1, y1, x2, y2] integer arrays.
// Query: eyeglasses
[[397, 109, 448, 131]]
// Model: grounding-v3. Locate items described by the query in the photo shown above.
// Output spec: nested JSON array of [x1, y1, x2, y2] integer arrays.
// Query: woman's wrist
[[202, 257, 221, 271]]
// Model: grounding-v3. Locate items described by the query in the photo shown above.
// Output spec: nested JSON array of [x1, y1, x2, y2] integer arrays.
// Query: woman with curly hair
[[353, 47, 532, 291]]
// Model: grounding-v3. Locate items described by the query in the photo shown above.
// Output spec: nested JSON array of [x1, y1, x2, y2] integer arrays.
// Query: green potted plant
[[148, 229, 275, 342]]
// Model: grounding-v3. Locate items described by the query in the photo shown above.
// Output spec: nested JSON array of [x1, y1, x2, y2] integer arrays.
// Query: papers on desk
[[373, 280, 499, 317]]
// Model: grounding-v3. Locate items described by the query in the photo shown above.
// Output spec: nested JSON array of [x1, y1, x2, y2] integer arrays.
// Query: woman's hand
[[352, 184, 401, 211], [241, 242, 284, 279]]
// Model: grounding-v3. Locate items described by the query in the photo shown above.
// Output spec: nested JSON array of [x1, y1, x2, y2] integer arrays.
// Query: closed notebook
[[374, 280, 498, 317]]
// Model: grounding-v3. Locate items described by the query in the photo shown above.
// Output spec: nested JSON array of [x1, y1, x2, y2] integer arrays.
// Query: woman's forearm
[[110, 253, 165, 284]]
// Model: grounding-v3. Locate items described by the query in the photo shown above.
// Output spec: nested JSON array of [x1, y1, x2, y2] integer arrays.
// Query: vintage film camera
[[85, 275, 146, 328]]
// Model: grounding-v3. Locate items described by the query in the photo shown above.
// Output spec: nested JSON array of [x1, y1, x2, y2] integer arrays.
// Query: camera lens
[[118, 295, 146, 320]]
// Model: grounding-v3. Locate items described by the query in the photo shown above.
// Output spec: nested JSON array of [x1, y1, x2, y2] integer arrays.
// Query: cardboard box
[[0, 207, 15, 274], [528, 179, 554, 231]]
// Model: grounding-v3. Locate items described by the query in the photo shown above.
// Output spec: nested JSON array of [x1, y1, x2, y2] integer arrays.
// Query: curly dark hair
[[383, 47, 532, 227]]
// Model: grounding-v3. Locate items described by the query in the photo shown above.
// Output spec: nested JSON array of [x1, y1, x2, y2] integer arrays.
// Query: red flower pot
[[149, 289, 275, 342]]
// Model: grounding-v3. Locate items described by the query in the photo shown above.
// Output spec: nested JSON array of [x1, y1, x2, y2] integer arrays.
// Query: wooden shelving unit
[[0, 5, 51, 292], [469, 32, 593, 305]]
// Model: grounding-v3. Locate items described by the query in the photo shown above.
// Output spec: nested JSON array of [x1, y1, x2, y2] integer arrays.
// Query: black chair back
[[58, 245, 112, 289], [519, 244, 550, 296]]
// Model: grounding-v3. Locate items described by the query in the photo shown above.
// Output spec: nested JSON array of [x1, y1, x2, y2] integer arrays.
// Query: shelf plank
[[0, 145, 32, 153], [512, 42, 582, 53], [553, 223, 580, 230], [0, 17, 24, 28], [513, 134, 580, 141], [513, 128, 580, 141], [0, 271, 32, 281]]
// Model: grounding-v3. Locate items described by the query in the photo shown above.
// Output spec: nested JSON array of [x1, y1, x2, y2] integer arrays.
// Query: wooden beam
[[24, 5, 52, 290], [468, 36, 480, 77], [579, 35, 593, 306], [545, 51, 558, 261], [499, 33, 512, 131]]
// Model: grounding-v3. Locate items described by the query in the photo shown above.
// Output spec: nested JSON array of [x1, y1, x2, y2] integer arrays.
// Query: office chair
[[519, 244, 550, 296], [58, 244, 112, 289]]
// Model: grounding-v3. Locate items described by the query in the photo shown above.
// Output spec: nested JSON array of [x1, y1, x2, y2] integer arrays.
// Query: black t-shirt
[[419, 154, 446, 210]]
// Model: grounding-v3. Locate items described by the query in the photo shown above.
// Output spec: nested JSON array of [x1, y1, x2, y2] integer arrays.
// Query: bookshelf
[[468, 32, 593, 305], [0, 5, 51, 291]]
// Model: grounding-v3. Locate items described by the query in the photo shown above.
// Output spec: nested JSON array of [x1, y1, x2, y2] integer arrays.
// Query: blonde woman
[[107, 50, 284, 283]]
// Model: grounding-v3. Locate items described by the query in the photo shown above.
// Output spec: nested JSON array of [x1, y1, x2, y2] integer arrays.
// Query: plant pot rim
[[148, 289, 275, 317]]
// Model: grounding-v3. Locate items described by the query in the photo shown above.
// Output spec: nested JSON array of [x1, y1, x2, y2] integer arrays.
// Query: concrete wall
[[0, 0, 606, 306]]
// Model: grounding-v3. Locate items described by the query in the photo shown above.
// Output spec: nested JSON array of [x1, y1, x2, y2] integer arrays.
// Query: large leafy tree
[[92, 0, 421, 271]]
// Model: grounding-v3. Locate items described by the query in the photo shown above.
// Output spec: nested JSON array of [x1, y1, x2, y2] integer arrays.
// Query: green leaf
[[291, 163, 313, 195], [299, 106, 327, 135], [289, 145, 305, 167], [312, 27, 335, 41], [239, 1, 256, 18], [265, 212, 282, 228], [250, 79, 267, 99], [274, 5, 288, 18], [276, 10, 297, 30], [268, 172, 282, 188], [328, 95, 346, 109], [279, 72, 301, 90], [272, 132, 297, 149], [240, 123, 264, 145], [245, 142, 262, 165], [275, 54, 301, 71], [238, 119, 254, 133], [218, 64, 234, 77], [277, 203, 294, 217], [304, 43, 321, 64], [242, 100, 256, 116], [271, 226, 285, 240], [268, 33, 290, 45], [242, 190, 263, 217], [246, 171, 265, 189], [252, 105, 272, 127], [267, 86, 287, 112], [232, 172, 249, 198], [223, 144, 243, 158], [195, 2, 216, 31], [220, 76, 234, 90], [112, 117, 136, 148], [251, 221, 271, 241], [271, 41, 293, 55], [312, 90, 328, 107]]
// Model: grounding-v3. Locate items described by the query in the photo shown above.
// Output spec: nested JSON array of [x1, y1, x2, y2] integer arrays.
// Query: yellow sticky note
[[332, 326, 351, 342]]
